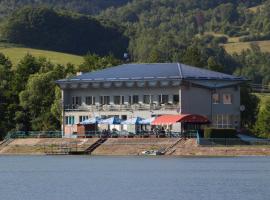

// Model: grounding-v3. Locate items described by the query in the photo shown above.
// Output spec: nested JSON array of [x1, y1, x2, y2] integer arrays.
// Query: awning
[[152, 114, 209, 125], [139, 117, 156, 125], [99, 117, 122, 125], [121, 117, 143, 125], [79, 117, 101, 125]]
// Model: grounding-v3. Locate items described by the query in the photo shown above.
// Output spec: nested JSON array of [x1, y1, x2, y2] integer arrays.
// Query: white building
[[56, 63, 246, 137]]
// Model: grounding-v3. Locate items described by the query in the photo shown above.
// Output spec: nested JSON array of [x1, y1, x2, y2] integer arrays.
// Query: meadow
[[0, 43, 83, 66]]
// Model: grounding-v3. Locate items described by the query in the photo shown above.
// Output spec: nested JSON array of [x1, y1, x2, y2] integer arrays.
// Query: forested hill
[[0, 0, 131, 18], [1, 7, 129, 57], [2, 0, 270, 137], [98, 0, 270, 85], [2, 0, 270, 84], [99, 0, 266, 61]]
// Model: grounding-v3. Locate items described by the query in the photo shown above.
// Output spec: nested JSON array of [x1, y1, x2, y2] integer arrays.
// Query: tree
[[254, 98, 270, 138], [0, 53, 13, 139], [240, 85, 259, 129], [19, 71, 60, 131], [12, 54, 41, 93], [182, 46, 204, 68], [3, 7, 129, 57], [78, 54, 122, 72], [207, 56, 223, 72]]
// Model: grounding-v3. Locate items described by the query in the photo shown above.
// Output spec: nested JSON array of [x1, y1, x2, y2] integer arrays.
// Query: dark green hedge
[[204, 128, 237, 138]]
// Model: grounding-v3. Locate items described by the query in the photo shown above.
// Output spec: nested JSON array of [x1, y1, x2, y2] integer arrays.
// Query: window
[[213, 114, 233, 128], [121, 115, 127, 120], [158, 95, 169, 104], [114, 96, 124, 105], [72, 96, 82, 105], [65, 116, 75, 125], [173, 94, 179, 104], [114, 96, 121, 105], [100, 96, 110, 105], [223, 94, 232, 104], [212, 93, 220, 104], [143, 95, 150, 104], [85, 96, 95, 105], [79, 116, 88, 122], [133, 95, 139, 104], [128, 96, 132, 104]]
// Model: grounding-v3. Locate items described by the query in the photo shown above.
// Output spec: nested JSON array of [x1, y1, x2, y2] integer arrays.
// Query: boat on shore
[[141, 150, 164, 156]]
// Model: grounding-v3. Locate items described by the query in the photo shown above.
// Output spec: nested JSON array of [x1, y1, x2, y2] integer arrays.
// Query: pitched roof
[[57, 63, 246, 83]]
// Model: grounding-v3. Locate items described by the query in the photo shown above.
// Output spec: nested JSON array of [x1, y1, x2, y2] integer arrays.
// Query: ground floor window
[[65, 116, 75, 125], [213, 114, 234, 128], [79, 116, 89, 122], [121, 115, 127, 120]]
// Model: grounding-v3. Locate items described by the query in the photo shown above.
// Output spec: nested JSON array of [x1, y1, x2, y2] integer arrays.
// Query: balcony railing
[[64, 103, 180, 112]]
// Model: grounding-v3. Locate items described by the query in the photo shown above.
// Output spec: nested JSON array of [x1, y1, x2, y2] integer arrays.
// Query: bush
[[204, 128, 237, 138], [213, 36, 228, 44]]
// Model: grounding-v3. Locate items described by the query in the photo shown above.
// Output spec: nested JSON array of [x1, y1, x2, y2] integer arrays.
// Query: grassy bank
[[222, 40, 270, 54], [0, 43, 83, 66]]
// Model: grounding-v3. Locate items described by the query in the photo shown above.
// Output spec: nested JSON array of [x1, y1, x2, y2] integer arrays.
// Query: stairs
[[0, 139, 14, 153], [84, 138, 107, 155], [162, 138, 184, 155]]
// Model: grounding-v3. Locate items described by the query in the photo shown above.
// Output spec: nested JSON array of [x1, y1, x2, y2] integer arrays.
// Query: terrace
[[64, 103, 180, 112]]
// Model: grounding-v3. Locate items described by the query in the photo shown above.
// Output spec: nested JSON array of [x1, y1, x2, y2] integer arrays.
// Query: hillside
[[0, 45, 83, 66], [1, 0, 270, 84], [0, 0, 131, 18], [1, 7, 128, 57], [223, 40, 270, 54], [2, 0, 270, 138]]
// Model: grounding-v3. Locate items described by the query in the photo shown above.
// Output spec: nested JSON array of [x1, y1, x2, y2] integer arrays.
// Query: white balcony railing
[[64, 103, 180, 112]]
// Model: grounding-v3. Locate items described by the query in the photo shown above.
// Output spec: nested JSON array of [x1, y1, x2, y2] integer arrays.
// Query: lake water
[[0, 156, 269, 200]]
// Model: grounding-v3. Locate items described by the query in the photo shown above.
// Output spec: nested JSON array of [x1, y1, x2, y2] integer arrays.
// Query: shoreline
[[1, 153, 270, 157], [1, 138, 270, 157]]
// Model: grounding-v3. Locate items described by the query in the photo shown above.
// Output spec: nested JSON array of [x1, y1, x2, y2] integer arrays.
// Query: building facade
[[56, 63, 246, 137]]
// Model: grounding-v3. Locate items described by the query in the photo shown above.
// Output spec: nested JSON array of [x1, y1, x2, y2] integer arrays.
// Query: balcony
[[64, 103, 180, 112]]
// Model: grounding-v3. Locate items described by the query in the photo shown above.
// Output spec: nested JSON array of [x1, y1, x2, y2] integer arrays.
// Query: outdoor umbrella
[[79, 117, 101, 125], [99, 117, 122, 125], [121, 117, 144, 125], [139, 117, 156, 125]]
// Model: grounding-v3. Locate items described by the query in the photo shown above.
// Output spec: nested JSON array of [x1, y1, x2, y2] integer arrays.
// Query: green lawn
[[222, 40, 270, 54], [200, 31, 270, 55], [0, 44, 83, 66]]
